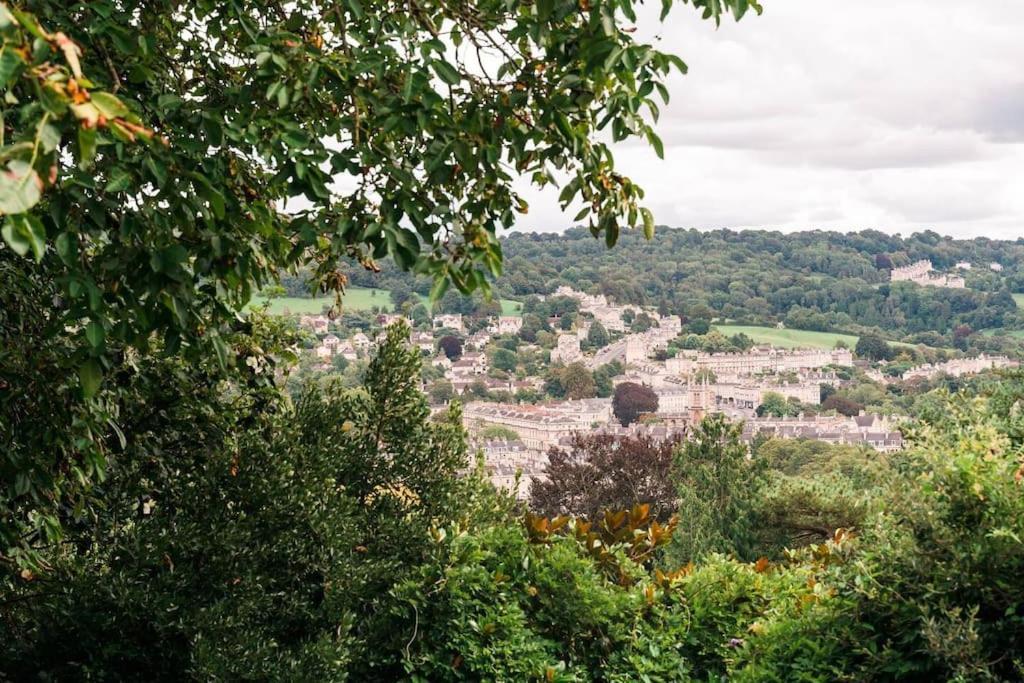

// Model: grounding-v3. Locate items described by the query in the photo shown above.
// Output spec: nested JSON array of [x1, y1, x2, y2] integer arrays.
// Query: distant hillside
[[491, 228, 1024, 350]]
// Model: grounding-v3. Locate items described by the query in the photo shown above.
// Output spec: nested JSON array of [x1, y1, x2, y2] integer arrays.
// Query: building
[[410, 331, 434, 354], [902, 354, 1017, 381], [890, 260, 966, 289], [741, 413, 903, 453], [463, 398, 612, 450], [550, 334, 582, 363], [433, 314, 464, 332], [492, 316, 523, 335], [298, 315, 330, 333], [351, 332, 372, 351]]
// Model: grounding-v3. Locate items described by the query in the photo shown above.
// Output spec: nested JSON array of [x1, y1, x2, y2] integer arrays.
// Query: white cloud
[[514, 0, 1024, 239]]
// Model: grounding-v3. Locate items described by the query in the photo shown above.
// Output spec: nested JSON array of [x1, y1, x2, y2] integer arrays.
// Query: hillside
[[491, 228, 1024, 353]]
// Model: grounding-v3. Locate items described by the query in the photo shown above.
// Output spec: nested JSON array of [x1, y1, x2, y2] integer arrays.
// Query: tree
[[756, 391, 798, 417], [491, 348, 517, 373], [953, 323, 973, 351], [630, 311, 655, 333], [531, 433, 684, 522], [670, 415, 767, 562], [2, 323, 471, 679], [427, 379, 454, 405], [592, 363, 620, 398], [439, 335, 463, 360], [389, 282, 417, 310], [0, 1, 757, 558], [561, 362, 597, 400], [612, 382, 659, 426], [687, 319, 712, 335], [586, 321, 610, 349], [821, 394, 864, 417], [855, 333, 895, 361]]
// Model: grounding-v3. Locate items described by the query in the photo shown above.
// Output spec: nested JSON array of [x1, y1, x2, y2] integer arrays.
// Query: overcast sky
[[516, 0, 1024, 239]]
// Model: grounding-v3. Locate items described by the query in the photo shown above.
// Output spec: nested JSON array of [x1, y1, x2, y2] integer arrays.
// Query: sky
[[515, 0, 1024, 239]]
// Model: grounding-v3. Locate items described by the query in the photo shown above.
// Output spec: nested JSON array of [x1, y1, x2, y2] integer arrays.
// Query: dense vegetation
[[4, 2, 1024, 680], [5, 325, 1024, 680]]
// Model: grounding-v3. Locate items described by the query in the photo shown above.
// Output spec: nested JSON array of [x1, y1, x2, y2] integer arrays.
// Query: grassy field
[[981, 328, 1024, 339], [251, 287, 523, 317], [500, 299, 523, 316], [1013, 293, 1024, 308], [713, 325, 858, 350]]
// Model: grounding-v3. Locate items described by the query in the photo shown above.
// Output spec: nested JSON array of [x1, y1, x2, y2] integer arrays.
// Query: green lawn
[[981, 328, 1024, 339], [1013, 293, 1024, 308], [250, 287, 523, 317], [250, 287, 397, 315], [714, 325, 858, 350], [500, 299, 523, 316], [714, 324, 949, 351]]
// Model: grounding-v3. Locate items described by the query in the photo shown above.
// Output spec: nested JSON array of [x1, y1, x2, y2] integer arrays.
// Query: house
[[492, 316, 523, 335], [410, 331, 434, 354], [433, 314, 464, 332], [377, 313, 408, 327], [299, 315, 330, 333], [431, 353, 453, 370], [550, 334, 581, 363], [351, 332, 371, 351]]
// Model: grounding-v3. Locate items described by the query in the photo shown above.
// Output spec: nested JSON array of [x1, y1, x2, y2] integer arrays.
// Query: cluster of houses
[[890, 260, 966, 289], [740, 413, 904, 453], [901, 354, 1017, 381], [301, 311, 523, 371]]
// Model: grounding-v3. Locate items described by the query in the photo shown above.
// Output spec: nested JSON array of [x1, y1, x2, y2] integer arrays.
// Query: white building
[[434, 314, 464, 332], [550, 334, 582, 363]]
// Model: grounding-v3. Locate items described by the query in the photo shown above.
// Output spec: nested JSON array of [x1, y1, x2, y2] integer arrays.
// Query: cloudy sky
[[517, 0, 1024, 239]]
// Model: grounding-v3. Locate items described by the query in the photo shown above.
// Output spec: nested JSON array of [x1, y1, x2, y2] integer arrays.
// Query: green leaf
[[1, 216, 29, 256], [0, 48, 25, 85], [431, 59, 461, 85], [104, 168, 133, 193], [55, 231, 76, 264], [86, 320, 105, 349], [646, 130, 664, 159], [0, 161, 42, 214], [641, 208, 655, 239], [90, 91, 130, 119], [79, 359, 103, 398]]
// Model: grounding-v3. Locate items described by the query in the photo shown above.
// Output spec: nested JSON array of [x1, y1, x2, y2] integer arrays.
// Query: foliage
[[438, 334, 463, 360], [586, 320, 610, 349], [531, 432, 684, 522], [7, 349, 1024, 680], [561, 361, 597, 400], [495, 228, 1023, 348], [1, 323, 475, 679], [491, 347, 517, 373], [612, 381, 658, 426], [856, 332, 896, 361], [669, 415, 767, 563], [755, 391, 799, 418]]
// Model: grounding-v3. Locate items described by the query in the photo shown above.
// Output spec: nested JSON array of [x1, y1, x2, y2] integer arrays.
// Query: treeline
[[494, 227, 1024, 342]]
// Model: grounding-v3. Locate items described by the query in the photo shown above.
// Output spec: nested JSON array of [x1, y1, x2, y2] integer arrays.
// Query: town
[[292, 285, 1017, 500]]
